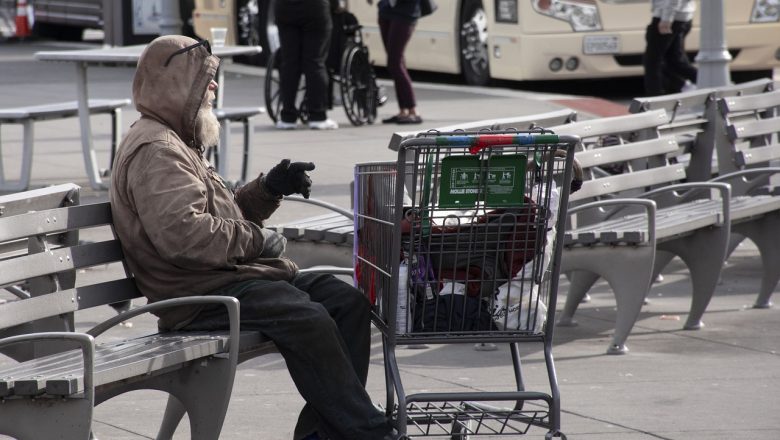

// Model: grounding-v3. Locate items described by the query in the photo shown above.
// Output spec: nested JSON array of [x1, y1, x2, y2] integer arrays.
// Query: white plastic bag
[[492, 279, 547, 333]]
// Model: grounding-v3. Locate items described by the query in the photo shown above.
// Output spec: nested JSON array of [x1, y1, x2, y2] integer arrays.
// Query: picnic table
[[34, 44, 262, 190]]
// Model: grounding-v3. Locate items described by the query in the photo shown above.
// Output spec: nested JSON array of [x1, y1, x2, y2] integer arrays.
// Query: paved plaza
[[0, 40, 778, 439]]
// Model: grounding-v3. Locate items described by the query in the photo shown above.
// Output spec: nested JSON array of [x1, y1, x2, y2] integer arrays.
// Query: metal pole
[[158, 0, 182, 36], [695, 0, 731, 87]]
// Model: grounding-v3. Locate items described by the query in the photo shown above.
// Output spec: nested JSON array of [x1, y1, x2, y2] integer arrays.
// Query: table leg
[[74, 62, 106, 191], [215, 65, 229, 177]]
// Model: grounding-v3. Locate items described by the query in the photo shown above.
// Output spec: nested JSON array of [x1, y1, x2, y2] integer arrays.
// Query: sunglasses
[[163, 39, 212, 67]]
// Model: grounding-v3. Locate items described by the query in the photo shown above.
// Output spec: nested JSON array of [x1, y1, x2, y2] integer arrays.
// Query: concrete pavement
[[0, 40, 778, 439]]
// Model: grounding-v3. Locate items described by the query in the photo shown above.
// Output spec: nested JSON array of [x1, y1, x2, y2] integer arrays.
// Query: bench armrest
[[0, 332, 95, 402], [284, 195, 353, 219], [711, 167, 780, 186], [87, 296, 241, 367], [568, 198, 657, 246], [639, 182, 732, 226], [299, 266, 355, 276]]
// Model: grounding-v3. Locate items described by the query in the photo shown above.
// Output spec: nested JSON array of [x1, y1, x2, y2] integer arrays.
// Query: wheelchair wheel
[[340, 44, 377, 126], [264, 50, 308, 124]]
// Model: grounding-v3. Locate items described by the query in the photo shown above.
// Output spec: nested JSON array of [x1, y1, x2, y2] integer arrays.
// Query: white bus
[[194, 0, 780, 85]]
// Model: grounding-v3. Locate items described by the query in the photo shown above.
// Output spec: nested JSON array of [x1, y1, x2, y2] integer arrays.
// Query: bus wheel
[[459, 0, 490, 86]]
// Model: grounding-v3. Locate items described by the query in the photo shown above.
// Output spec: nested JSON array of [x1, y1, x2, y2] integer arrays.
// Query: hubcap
[[460, 8, 489, 73]]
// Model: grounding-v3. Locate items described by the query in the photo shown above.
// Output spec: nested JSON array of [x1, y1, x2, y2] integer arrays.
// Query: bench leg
[[95, 355, 236, 440], [0, 397, 92, 440], [732, 213, 780, 308], [241, 117, 253, 183], [217, 119, 229, 177], [109, 108, 122, 172], [659, 226, 730, 330], [558, 270, 599, 319], [559, 245, 655, 354], [156, 395, 187, 440]]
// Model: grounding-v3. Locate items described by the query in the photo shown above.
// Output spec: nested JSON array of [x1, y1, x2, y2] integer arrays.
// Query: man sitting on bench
[[109, 35, 399, 440]]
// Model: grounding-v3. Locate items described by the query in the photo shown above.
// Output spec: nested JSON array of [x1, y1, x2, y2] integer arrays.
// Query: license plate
[[583, 35, 620, 55]]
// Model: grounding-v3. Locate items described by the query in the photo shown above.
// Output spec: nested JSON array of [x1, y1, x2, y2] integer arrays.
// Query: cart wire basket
[[353, 130, 578, 439]]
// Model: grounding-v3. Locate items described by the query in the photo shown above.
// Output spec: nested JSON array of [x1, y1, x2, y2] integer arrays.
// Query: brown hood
[[133, 35, 220, 149]]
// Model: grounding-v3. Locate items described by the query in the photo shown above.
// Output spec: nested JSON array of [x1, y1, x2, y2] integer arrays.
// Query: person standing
[[376, 0, 436, 125], [642, 0, 698, 96], [275, 0, 340, 130]]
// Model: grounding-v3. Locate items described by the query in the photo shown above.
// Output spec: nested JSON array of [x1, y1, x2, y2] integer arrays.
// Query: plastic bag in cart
[[492, 280, 547, 333]]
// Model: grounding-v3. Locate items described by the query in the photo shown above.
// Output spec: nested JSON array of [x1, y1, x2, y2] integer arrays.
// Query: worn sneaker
[[308, 119, 339, 130], [275, 120, 297, 130]]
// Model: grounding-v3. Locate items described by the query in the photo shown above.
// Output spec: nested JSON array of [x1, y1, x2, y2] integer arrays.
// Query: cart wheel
[[264, 50, 308, 124], [545, 430, 567, 440], [451, 419, 471, 440], [340, 43, 377, 126]]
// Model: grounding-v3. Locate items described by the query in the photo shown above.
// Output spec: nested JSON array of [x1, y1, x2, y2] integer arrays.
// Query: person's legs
[[379, 17, 417, 113], [276, 4, 304, 124], [291, 272, 374, 439], [182, 276, 392, 440], [665, 19, 698, 86], [300, 0, 333, 122], [643, 17, 674, 96]]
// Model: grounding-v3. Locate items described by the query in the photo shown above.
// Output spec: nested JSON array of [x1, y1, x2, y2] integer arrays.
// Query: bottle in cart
[[396, 261, 412, 334]]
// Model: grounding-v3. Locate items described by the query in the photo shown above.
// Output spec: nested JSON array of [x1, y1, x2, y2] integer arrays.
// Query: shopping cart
[[354, 130, 578, 439]]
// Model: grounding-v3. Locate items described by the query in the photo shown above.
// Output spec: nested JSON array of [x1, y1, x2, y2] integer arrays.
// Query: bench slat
[[550, 110, 668, 138], [0, 99, 130, 123], [0, 184, 79, 217], [0, 279, 141, 330], [0, 203, 112, 243], [721, 89, 780, 114], [12, 336, 227, 396], [575, 137, 679, 168], [0, 240, 124, 287], [572, 164, 686, 201], [728, 117, 780, 140], [735, 143, 780, 167], [0, 331, 274, 397]]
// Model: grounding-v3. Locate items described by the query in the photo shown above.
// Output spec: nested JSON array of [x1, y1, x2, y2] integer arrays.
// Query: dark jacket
[[110, 35, 298, 330]]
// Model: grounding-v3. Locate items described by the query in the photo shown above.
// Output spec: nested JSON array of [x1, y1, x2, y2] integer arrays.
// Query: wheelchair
[[264, 10, 384, 126]]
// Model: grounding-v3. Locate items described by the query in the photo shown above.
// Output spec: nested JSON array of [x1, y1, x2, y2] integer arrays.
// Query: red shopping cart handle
[[434, 134, 560, 154]]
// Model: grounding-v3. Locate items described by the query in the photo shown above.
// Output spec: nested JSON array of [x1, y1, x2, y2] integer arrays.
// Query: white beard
[[195, 104, 220, 148]]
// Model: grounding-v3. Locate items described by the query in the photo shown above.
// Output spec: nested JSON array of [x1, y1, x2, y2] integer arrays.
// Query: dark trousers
[[275, 0, 332, 122], [379, 16, 417, 109], [182, 273, 392, 440], [643, 17, 698, 96]]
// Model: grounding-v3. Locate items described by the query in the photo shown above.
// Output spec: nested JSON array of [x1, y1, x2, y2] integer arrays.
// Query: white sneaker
[[681, 80, 697, 92], [275, 120, 297, 130], [308, 119, 339, 130]]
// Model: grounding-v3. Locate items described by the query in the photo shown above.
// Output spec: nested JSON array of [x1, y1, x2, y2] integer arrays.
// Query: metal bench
[[709, 89, 780, 308], [628, 77, 776, 180], [550, 108, 780, 353], [271, 195, 355, 270], [632, 82, 780, 310], [0, 99, 130, 193], [548, 110, 731, 354], [0, 183, 277, 439]]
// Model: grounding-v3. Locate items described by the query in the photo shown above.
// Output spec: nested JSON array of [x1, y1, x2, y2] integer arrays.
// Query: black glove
[[263, 159, 316, 199]]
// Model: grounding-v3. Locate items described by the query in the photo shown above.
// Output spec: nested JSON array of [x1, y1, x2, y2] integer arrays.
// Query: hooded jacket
[[110, 35, 298, 330]]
